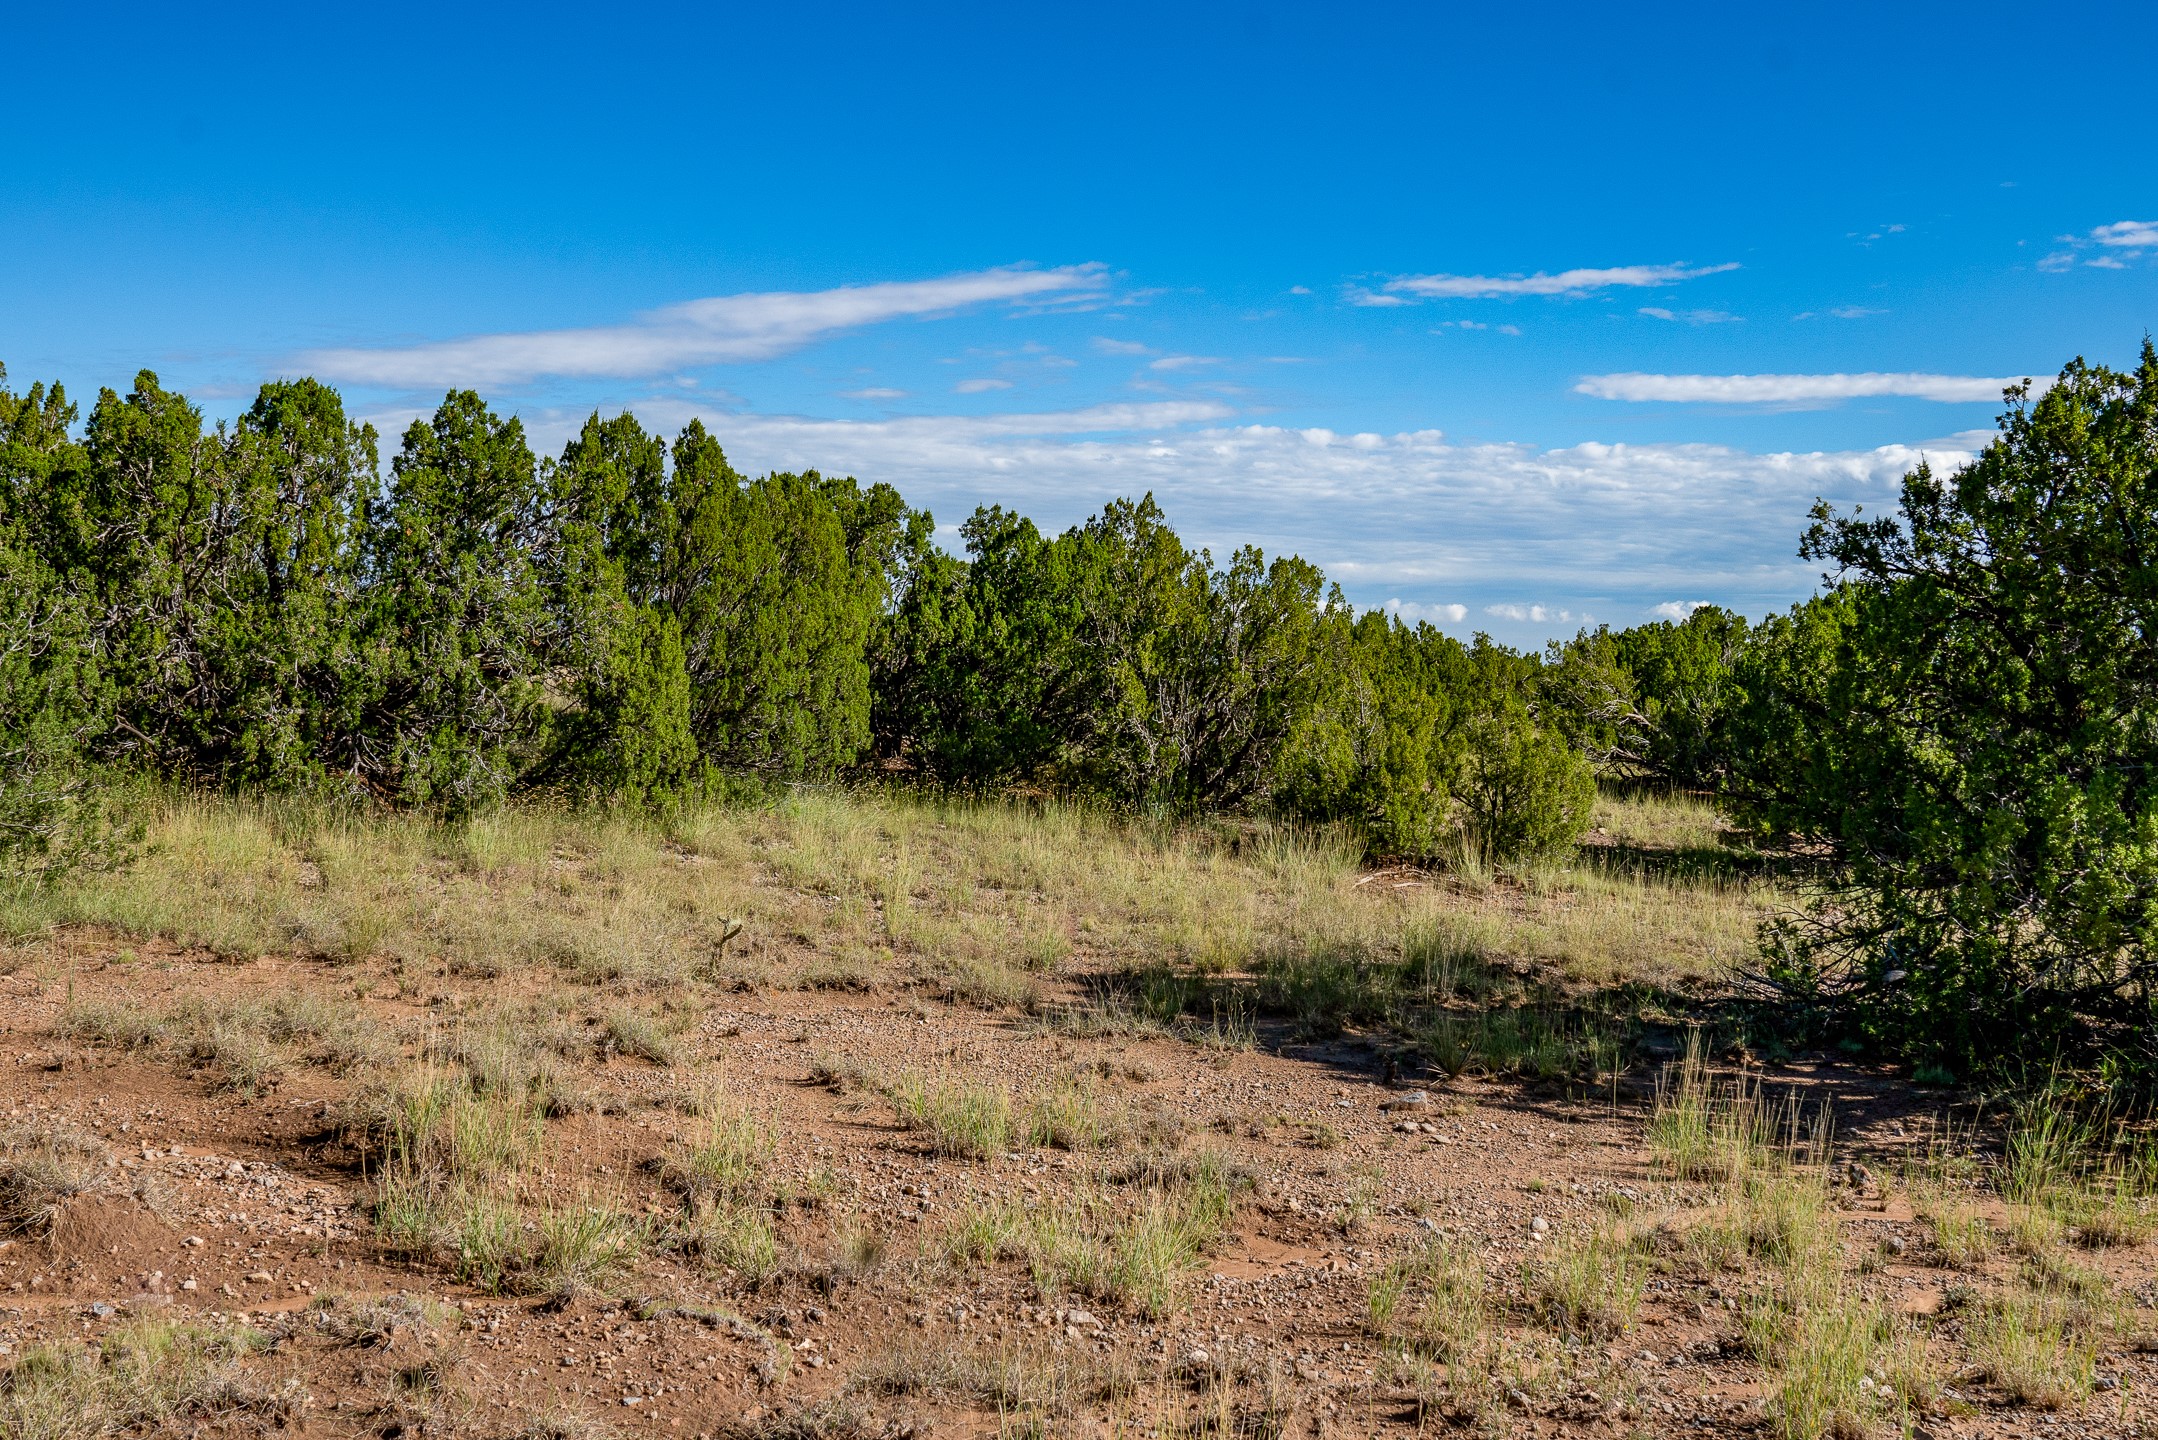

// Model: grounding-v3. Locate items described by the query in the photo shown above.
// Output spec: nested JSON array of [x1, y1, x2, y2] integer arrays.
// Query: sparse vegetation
[[0, 767, 2148, 1437]]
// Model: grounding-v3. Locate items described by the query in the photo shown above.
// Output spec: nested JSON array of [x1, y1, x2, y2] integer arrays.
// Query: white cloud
[[1382, 599, 1469, 625], [301, 264, 1107, 387], [1829, 306, 1886, 319], [955, 378, 1013, 394], [1092, 337, 1151, 355], [1345, 290, 1412, 307], [1497, 324, 1521, 336], [1639, 307, 1739, 324], [2091, 220, 2158, 249], [1148, 355, 1222, 371], [1382, 262, 1738, 300], [1288, 285, 1313, 296], [842, 387, 906, 400], [1485, 603, 1584, 625], [1651, 600, 1714, 620], [1576, 371, 2042, 406], [2039, 221, 2158, 273]]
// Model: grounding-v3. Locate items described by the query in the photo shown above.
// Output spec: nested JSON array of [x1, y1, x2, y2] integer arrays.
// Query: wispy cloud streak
[[1576, 371, 2041, 405], [302, 265, 1107, 387], [1381, 262, 1737, 300]]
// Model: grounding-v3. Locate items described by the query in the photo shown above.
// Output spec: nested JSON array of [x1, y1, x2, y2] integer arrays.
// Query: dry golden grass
[[0, 784, 1775, 1011]]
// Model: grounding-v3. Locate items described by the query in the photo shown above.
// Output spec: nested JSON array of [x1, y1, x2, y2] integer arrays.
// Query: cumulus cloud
[[1576, 371, 2042, 406], [1382, 599, 1469, 625], [1093, 337, 1151, 355], [1485, 603, 1586, 624], [1149, 355, 1222, 371], [843, 387, 906, 400], [2039, 221, 2158, 272], [301, 264, 1108, 387], [954, 377, 1013, 393], [1651, 600, 1714, 620], [2091, 220, 2158, 249], [1382, 262, 1738, 300]]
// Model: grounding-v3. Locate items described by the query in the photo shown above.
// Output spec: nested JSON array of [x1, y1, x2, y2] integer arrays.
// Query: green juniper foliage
[[1742, 348, 2158, 1076], [10, 353, 2157, 1084]]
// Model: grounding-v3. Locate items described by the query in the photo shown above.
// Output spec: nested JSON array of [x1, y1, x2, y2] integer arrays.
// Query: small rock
[[1379, 1091, 1432, 1111], [90, 1302, 114, 1318], [180, 1279, 197, 1292], [1530, 1216, 1549, 1235], [1185, 1348, 1210, 1366], [245, 1271, 273, 1284], [1065, 1308, 1098, 1329], [182, 1236, 205, 1247], [1884, 1235, 1907, 1256]]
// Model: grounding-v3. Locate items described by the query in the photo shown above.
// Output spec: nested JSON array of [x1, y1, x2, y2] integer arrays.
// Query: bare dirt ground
[[2, 919, 2153, 1440]]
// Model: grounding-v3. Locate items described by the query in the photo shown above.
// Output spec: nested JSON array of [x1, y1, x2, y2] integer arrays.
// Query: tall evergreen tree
[[355, 391, 550, 810]]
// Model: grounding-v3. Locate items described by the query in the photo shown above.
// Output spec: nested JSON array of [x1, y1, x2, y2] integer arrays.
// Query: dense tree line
[[0, 367, 1598, 865], [5, 352, 2155, 1081]]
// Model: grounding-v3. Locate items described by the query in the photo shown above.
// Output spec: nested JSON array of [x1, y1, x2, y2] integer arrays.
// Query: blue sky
[[5, 1, 2155, 646]]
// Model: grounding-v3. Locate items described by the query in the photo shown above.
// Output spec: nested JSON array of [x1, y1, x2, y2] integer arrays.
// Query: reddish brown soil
[[1, 937, 2152, 1439]]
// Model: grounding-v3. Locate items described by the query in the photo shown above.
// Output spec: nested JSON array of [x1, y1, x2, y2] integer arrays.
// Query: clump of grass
[[928, 954, 1042, 1011], [1765, 1298, 1924, 1440], [507, 1408, 616, 1440], [1644, 1037, 1784, 1183], [1023, 1081, 1120, 1151], [1527, 1221, 1646, 1337], [309, 1292, 442, 1348], [524, 1197, 645, 1300], [0, 1319, 289, 1440], [665, 1089, 772, 1206], [678, 1200, 781, 1285], [889, 1073, 1012, 1160], [450, 1190, 521, 1292], [2060, 1171, 2155, 1249], [194, 1019, 282, 1094], [1967, 1288, 2103, 1409], [1915, 1186, 1995, 1268], [348, 1061, 547, 1188], [2008, 1201, 2065, 1256], [1367, 1236, 1487, 1361], [945, 1198, 1028, 1267], [56, 997, 168, 1052], [851, 1329, 1127, 1435], [944, 1148, 1248, 1317], [601, 1007, 681, 1066], [0, 1123, 113, 1236]]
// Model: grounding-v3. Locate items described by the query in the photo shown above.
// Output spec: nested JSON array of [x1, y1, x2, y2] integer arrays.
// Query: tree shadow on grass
[[1043, 952, 1852, 1118]]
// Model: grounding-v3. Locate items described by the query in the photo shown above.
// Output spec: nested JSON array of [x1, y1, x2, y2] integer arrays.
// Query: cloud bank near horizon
[[301, 265, 1107, 387]]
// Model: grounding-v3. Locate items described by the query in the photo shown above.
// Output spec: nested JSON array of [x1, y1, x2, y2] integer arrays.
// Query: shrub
[[1458, 716, 1596, 864]]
